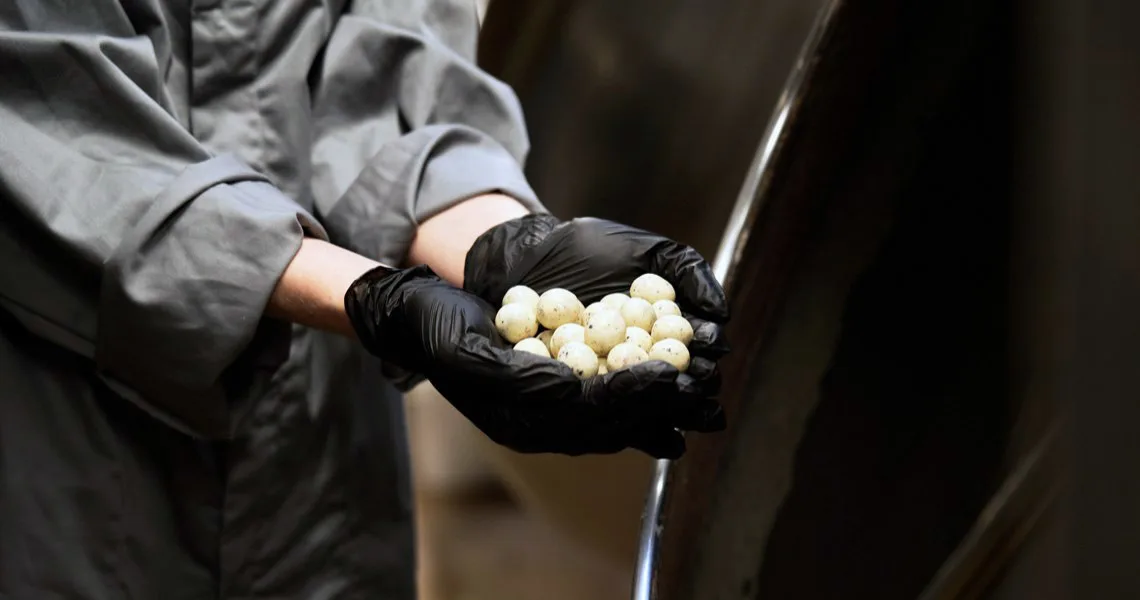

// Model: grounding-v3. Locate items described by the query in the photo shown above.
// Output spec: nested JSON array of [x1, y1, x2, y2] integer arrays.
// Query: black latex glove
[[463, 214, 731, 392], [345, 265, 725, 459]]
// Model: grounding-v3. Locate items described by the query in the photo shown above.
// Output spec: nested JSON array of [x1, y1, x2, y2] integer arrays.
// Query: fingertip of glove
[[676, 366, 721, 397], [706, 287, 732, 322], [684, 357, 718, 381], [665, 386, 727, 433], [610, 359, 680, 389], [688, 319, 731, 358], [696, 290, 732, 323]]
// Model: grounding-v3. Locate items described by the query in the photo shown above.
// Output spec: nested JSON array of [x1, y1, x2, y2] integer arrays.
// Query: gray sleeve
[[0, 19, 326, 439], [310, 0, 548, 265]]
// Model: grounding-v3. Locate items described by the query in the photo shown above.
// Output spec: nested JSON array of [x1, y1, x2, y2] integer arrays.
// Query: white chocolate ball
[[624, 326, 653, 353], [514, 337, 551, 358], [621, 297, 657, 332], [549, 323, 586, 357], [597, 363, 609, 375], [652, 314, 695, 346], [495, 303, 538, 343], [601, 293, 631, 311], [649, 338, 691, 372], [580, 301, 609, 326], [653, 299, 682, 319], [537, 288, 583, 330], [607, 342, 650, 371], [502, 285, 540, 311], [584, 307, 627, 356], [537, 330, 554, 352], [558, 341, 599, 379], [630, 273, 676, 304]]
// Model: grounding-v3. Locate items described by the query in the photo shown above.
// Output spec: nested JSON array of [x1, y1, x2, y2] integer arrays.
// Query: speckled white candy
[[495, 303, 538, 343], [624, 326, 653, 353], [651, 314, 694, 346], [558, 342, 599, 379], [501, 285, 540, 311], [537, 288, 583, 329], [537, 330, 554, 352], [653, 299, 682, 319], [584, 307, 626, 356], [513, 337, 551, 358], [621, 297, 656, 332], [549, 323, 586, 357], [606, 342, 649, 371], [601, 293, 630, 311], [580, 301, 608, 326], [649, 338, 690, 372], [630, 273, 676, 304]]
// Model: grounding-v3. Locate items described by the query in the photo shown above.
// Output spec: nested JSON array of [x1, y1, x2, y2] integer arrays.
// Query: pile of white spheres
[[495, 273, 696, 380]]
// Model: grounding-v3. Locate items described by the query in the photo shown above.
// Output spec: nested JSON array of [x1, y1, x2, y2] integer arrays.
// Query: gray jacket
[[0, 0, 543, 597]]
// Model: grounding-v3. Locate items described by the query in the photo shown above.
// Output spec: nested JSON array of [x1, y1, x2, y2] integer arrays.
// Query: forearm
[[266, 193, 528, 337], [266, 237, 382, 337], [406, 193, 531, 287]]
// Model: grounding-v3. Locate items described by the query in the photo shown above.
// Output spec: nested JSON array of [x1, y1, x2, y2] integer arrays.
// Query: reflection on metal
[[632, 458, 669, 600], [632, 2, 845, 598], [710, 101, 789, 285], [710, 0, 845, 286]]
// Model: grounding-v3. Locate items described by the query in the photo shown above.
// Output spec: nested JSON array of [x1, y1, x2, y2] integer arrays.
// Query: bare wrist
[[268, 193, 531, 336], [266, 237, 381, 337], [407, 193, 530, 287]]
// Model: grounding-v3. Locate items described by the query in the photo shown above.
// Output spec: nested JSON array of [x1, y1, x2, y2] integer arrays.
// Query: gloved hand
[[463, 214, 730, 396], [345, 264, 724, 459]]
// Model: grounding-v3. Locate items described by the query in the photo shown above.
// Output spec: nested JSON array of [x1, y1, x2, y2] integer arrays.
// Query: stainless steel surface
[[631, 2, 845, 598]]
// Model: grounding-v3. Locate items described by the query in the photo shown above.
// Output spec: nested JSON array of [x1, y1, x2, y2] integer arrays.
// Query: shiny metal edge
[[632, 458, 672, 600], [630, 1, 846, 598], [710, 0, 846, 286]]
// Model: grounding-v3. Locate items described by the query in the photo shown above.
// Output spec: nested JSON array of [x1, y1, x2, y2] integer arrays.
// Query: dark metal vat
[[479, 1, 1140, 598]]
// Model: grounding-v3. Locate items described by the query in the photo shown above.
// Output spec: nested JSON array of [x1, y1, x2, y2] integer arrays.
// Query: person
[[0, 0, 730, 597]]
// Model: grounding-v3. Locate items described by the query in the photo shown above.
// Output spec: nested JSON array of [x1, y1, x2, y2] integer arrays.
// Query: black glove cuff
[[462, 213, 563, 300]]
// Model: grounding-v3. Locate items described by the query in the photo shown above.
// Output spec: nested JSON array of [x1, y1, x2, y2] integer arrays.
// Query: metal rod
[[709, 0, 846, 286], [631, 458, 671, 600], [630, 1, 845, 598]]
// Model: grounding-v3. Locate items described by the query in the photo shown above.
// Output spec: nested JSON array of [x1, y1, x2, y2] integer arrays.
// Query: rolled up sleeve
[[0, 27, 325, 438], [98, 157, 325, 438], [310, 0, 547, 265]]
